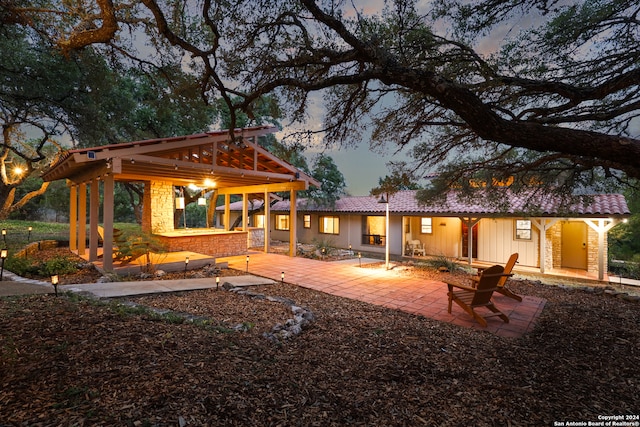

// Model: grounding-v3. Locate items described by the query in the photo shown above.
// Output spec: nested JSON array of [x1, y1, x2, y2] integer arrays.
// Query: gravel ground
[[1, 260, 639, 426]]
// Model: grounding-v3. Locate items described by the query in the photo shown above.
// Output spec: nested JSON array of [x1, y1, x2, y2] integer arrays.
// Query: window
[[362, 216, 385, 246], [319, 216, 340, 234], [253, 214, 265, 228], [275, 214, 290, 231], [420, 217, 433, 234], [303, 214, 311, 229], [515, 219, 532, 240]]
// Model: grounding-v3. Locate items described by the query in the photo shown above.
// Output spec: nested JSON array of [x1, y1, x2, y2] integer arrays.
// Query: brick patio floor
[[220, 252, 547, 338]]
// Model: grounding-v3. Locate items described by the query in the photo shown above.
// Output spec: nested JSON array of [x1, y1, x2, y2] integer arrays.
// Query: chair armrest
[[480, 273, 514, 279], [446, 281, 478, 292]]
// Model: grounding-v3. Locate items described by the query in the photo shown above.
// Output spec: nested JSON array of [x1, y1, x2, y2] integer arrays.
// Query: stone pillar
[[147, 180, 174, 233]]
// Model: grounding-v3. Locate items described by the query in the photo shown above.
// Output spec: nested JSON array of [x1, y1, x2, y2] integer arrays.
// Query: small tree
[[306, 154, 346, 208]]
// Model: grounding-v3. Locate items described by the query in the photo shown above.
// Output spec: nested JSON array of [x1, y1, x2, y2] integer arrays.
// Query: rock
[[154, 270, 167, 277], [97, 274, 119, 283]]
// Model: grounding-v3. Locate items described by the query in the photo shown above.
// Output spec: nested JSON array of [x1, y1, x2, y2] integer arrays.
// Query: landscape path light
[[0, 248, 7, 280], [51, 274, 59, 296]]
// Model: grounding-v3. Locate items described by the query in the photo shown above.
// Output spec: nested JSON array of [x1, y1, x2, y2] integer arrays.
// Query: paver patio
[[220, 252, 547, 338]]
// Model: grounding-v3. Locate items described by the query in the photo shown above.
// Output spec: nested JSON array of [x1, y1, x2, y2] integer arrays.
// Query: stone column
[[147, 180, 174, 233]]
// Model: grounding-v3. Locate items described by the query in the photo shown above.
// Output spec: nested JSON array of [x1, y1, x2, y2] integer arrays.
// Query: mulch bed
[[1, 249, 639, 425]]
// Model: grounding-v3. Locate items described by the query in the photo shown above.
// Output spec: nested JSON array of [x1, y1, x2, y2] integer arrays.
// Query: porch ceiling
[[42, 126, 319, 190]]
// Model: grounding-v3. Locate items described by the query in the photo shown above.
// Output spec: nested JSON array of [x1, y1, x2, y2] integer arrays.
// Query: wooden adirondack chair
[[473, 253, 522, 302], [447, 264, 510, 327]]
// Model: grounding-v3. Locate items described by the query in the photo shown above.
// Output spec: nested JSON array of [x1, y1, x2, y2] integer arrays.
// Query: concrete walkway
[[1, 252, 547, 338]]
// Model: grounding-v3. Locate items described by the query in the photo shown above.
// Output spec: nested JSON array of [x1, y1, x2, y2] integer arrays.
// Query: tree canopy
[[0, 19, 216, 218], [3, 0, 640, 203]]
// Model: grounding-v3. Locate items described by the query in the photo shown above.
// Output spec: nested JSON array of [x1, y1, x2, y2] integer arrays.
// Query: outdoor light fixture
[[27, 226, 32, 243], [358, 252, 362, 267], [281, 271, 285, 285], [0, 248, 7, 280], [51, 274, 59, 296], [175, 190, 185, 210], [246, 255, 250, 272], [378, 193, 390, 270], [197, 197, 206, 206], [184, 256, 189, 278], [216, 275, 220, 291], [1, 229, 5, 245]]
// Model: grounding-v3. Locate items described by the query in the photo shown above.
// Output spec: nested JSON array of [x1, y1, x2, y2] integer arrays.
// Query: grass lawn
[[0, 220, 140, 251]]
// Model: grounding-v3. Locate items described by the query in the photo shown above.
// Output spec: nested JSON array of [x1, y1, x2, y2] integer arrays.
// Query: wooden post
[[78, 183, 87, 256], [102, 173, 114, 271], [89, 179, 100, 261], [69, 183, 77, 252], [289, 189, 297, 257], [263, 190, 270, 253]]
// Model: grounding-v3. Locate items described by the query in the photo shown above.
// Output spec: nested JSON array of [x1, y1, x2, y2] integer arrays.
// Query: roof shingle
[[224, 190, 629, 217]]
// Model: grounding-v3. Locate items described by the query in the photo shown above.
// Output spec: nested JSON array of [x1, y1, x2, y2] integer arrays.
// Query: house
[[219, 190, 630, 281]]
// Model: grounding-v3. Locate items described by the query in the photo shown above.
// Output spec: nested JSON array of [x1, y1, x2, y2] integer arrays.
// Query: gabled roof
[[222, 190, 630, 218], [42, 126, 319, 189]]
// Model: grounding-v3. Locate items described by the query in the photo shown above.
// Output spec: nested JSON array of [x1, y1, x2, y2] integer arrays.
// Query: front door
[[462, 222, 478, 258], [561, 221, 588, 269]]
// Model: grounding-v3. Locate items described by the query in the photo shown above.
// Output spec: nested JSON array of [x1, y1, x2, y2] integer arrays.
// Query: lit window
[[515, 219, 531, 240], [319, 216, 339, 234], [421, 217, 433, 234], [253, 214, 265, 228], [303, 214, 311, 229], [362, 216, 385, 246], [275, 214, 290, 231]]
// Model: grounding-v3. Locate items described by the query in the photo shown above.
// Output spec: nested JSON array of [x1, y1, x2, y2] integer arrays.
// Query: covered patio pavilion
[[41, 126, 319, 272]]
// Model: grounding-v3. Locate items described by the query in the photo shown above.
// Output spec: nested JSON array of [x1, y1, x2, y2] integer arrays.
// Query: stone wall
[[13, 240, 59, 258], [546, 221, 606, 274], [241, 227, 264, 248], [547, 223, 562, 270], [156, 232, 248, 258], [587, 226, 606, 274]]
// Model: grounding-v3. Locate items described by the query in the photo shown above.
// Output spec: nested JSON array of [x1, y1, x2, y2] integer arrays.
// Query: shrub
[[38, 256, 78, 277], [311, 237, 337, 257], [5, 253, 79, 278], [5, 255, 40, 277], [418, 254, 471, 274]]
